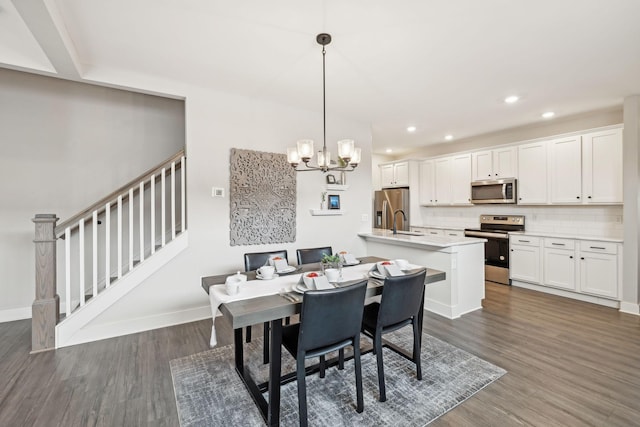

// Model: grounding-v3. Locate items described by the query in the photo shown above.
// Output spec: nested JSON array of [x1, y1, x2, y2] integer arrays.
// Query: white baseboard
[[57, 305, 211, 348], [0, 306, 31, 323], [511, 280, 620, 309], [619, 301, 640, 315]]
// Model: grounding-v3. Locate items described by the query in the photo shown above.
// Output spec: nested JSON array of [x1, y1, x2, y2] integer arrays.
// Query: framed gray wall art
[[229, 148, 296, 246]]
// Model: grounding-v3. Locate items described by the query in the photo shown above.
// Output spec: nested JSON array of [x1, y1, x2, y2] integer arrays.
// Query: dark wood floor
[[1, 283, 639, 426]]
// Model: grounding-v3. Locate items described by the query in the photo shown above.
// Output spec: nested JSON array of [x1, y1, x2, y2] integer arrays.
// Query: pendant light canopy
[[287, 33, 361, 173]]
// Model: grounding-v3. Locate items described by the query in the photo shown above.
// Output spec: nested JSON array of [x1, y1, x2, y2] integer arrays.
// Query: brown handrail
[[55, 149, 185, 237]]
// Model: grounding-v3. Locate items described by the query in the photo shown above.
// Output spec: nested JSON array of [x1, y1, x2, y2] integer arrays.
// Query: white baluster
[[171, 161, 176, 240], [181, 156, 186, 233], [129, 188, 134, 271], [105, 202, 111, 288], [161, 168, 166, 247], [79, 218, 85, 306], [65, 227, 71, 315], [92, 211, 98, 298], [151, 175, 156, 255], [117, 195, 122, 279], [139, 181, 145, 263]]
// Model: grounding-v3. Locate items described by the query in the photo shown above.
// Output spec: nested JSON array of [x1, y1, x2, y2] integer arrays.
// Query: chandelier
[[287, 33, 361, 173]]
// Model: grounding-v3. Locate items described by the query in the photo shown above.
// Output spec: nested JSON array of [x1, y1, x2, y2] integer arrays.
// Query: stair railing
[[32, 150, 186, 352]]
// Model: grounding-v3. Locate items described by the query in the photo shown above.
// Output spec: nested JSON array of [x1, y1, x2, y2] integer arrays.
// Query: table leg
[[234, 328, 244, 376], [267, 319, 282, 426]]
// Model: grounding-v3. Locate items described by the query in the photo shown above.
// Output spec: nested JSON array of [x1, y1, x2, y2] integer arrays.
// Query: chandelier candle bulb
[[296, 139, 314, 161], [337, 139, 354, 161], [287, 147, 301, 165]]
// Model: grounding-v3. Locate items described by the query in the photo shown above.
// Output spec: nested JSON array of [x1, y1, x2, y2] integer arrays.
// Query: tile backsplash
[[415, 205, 623, 239]]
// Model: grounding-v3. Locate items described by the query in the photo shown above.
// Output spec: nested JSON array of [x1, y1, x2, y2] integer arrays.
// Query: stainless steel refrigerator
[[373, 188, 410, 231]]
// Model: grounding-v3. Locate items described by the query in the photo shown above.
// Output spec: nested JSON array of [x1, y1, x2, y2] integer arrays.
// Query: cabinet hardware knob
[[581, 257, 585, 260], [510, 249, 514, 252], [588, 196, 592, 199], [570, 256, 573, 259], [576, 196, 580, 199], [519, 197, 522, 200]]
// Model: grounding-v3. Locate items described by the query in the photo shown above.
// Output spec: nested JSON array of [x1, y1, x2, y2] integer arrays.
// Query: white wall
[[71, 84, 374, 338], [0, 68, 185, 321]]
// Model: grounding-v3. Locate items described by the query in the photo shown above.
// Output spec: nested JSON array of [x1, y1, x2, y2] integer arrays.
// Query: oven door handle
[[465, 231, 509, 240]]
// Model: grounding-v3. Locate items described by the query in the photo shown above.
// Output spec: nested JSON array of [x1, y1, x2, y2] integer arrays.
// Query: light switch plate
[[361, 214, 369, 222], [212, 187, 225, 198]]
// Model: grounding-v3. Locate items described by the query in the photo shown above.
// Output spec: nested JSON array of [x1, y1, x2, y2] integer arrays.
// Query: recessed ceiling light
[[385, 149, 393, 154], [445, 135, 453, 141], [542, 111, 555, 119], [407, 126, 416, 133], [504, 95, 519, 104]]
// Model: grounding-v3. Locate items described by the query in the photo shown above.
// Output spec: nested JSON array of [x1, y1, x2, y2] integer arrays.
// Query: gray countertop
[[508, 231, 623, 243], [358, 229, 486, 248]]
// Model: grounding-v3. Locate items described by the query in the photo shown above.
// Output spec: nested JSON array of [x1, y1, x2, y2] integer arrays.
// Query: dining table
[[201, 256, 446, 426]]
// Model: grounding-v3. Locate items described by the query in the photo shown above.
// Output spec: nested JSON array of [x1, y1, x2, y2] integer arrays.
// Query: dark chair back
[[296, 246, 332, 265], [377, 269, 427, 328], [243, 250, 288, 272], [298, 280, 367, 353]]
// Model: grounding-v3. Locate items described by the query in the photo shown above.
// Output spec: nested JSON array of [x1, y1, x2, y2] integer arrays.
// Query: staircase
[[32, 150, 187, 351]]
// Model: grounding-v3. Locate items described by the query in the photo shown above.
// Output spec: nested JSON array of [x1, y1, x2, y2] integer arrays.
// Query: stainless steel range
[[464, 215, 525, 285]]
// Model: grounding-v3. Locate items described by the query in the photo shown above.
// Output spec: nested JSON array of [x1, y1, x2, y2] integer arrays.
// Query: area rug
[[170, 328, 506, 426]]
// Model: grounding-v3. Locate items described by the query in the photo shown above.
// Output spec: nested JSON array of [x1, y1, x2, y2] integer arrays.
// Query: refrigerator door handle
[[382, 200, 388, 229]]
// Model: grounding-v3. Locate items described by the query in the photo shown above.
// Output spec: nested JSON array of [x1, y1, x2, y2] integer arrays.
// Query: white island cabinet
[[358, 230, 486, 319]]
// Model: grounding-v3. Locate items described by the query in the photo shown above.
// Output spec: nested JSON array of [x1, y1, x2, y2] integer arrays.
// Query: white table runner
[[208, 262, 375, 347]]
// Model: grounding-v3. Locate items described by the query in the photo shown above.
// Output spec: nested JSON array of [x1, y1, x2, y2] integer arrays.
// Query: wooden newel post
[[32, 214, 60, 353]]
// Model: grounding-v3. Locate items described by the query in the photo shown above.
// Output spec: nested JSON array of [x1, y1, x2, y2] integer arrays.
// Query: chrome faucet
[[392, 209, 407, 234]]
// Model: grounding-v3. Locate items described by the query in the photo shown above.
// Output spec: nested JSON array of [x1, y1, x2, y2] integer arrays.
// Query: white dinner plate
[[342, 260, 361, 266], [292, 282, 310, 293], [256, 272, 279, 280], [368, 270, 386, 280]]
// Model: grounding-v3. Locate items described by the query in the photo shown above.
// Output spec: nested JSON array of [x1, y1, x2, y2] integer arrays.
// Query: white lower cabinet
[[578, 241, 618, 298], [509, 236, 541, 283], [543, 238, 576, 290], [511, 235, 621, 304]]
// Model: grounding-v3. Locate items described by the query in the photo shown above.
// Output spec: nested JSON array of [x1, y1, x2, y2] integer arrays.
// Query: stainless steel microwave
[[470, 178, 517, 204]]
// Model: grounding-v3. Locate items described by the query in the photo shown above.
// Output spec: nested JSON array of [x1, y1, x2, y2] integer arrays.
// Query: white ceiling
[[2, 0, 640, 155]]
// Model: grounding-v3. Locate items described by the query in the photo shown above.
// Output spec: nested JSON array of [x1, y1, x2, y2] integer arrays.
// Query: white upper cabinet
[[433, 157, 452, 205], [471, 147, 517, 180], [582, 128, 623, 204], [380, 161, 409, 188], [419, 160, 436, 205], [547, 128, 622, 205], [549, 135, 582, 204], [451, 153, 472, 204], [517, 141, 548, 204], [420, 156, 466, 206]]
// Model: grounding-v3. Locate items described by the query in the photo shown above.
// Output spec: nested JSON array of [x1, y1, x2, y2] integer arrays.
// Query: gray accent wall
[[0, 68, 185, 319]]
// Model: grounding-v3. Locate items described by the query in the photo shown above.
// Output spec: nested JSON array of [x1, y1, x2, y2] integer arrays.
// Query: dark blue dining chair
[[281, 280, 367, 426], [361, 269, 427, 402], [243, 250, 289, 364], [296, 246, 332, 265]]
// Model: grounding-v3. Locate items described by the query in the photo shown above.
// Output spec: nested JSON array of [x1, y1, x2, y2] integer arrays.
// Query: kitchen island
[[358, 229, 487, 319]]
